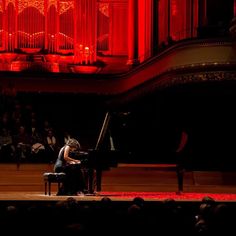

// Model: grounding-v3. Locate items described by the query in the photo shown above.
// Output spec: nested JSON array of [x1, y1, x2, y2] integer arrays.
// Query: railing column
[[127, 0, 139, 66]]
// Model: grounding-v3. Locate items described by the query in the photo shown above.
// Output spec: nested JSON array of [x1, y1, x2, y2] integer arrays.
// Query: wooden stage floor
[[1, 163, 236, 202]]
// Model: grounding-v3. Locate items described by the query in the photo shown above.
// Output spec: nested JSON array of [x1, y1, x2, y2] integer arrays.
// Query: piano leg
[[88, 168, 95, 194], [176, 164, 184, 193], [96, 168, 102, 192], [87, 168, 102, 194]]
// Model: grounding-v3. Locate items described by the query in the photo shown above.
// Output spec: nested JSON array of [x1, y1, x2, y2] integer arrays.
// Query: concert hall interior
[[1, 0, 236, 234]]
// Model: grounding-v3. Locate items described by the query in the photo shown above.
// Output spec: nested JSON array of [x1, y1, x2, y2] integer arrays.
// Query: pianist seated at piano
[[54, 138, 86, 196]]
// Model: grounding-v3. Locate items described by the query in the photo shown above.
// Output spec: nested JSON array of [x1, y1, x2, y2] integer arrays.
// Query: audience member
[[13, 125, 31, 162], [0, 128, 15, 162], [44, 129, 59, 163]]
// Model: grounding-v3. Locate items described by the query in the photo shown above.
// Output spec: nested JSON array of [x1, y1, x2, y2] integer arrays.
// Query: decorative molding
[[168, 71, 236, 87], [115, 70, 236, 106], [99, 2, 109, 17], [5, 0, 16, 8], [18, 0, 44, 14], [59, 1, 73, 15], [48, 0, 57, 10]]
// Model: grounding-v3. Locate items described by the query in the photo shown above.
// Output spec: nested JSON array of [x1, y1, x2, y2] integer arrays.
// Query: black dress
[[54, 146, 85, 195]]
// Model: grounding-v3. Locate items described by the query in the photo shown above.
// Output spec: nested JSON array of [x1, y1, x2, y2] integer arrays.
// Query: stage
[[1, 163, 236, 203]]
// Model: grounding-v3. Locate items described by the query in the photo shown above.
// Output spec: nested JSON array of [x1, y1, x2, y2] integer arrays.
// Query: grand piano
[[77, 105, 236, 194]]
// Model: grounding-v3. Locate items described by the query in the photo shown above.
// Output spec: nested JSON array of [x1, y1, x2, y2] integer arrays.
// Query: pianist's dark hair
[[66, 138, 81, 150]]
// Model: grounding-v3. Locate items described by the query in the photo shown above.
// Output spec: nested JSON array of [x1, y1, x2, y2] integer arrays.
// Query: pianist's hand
[[69, 160, 81, 165]]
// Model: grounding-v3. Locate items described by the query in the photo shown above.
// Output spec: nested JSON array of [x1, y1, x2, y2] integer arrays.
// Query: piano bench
[[43, 172, 66, 196]]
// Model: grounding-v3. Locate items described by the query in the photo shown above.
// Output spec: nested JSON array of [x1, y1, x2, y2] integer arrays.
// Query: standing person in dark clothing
[[175, 129, 188, 194], [54, 138, 85, 195]]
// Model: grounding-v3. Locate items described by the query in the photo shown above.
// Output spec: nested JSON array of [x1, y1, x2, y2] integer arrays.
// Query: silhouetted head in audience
[[101, 196, 112, 205], [132, 197, 145, 208], [66, 197, 79, 208], [100, 196, 112, 209], [127, 203, 142, 216], [100, 197, 113, 213], [201, 196, 215, 205], [162, 198, 177, 209]]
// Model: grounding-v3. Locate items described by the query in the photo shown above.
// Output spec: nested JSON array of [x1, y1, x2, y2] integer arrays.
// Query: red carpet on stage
[[100, 191, 236, 201]]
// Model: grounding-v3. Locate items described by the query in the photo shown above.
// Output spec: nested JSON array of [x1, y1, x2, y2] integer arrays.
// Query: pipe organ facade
[[0, 0, 97, 63], [0, 0, 234, 68]]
